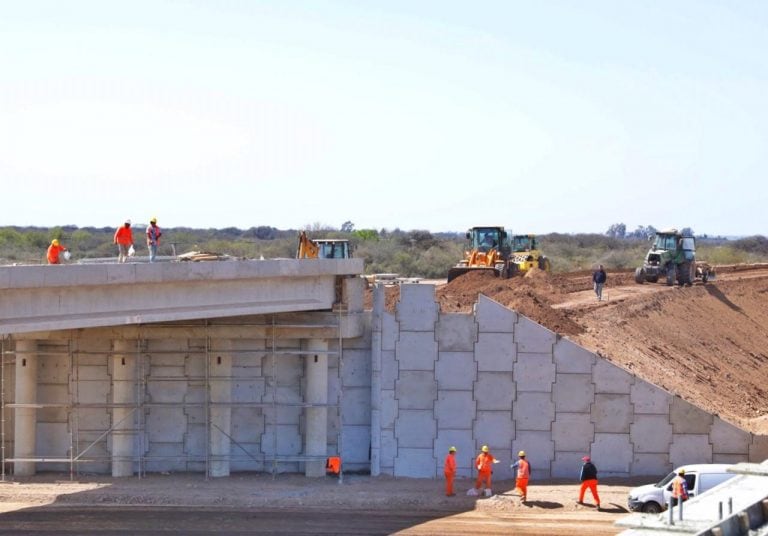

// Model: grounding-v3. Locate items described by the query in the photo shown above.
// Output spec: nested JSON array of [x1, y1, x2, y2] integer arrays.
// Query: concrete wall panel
[[553, 374, 594, 413], [475, 332, 515, 372], [396, 285, 438, 332], [341, 349, 371, 387], [476, 295, 517, 332], [514, 316, 556, 353], [709, 418, 750, 455], [631, 380, 672, 414], [341, 425, 370, 465], [434, 434, 474, 476], [380, 350, 397, 390], [474, 372, 514, 411], [341, 387, 370, 425], [380, 430, 397, 472], [435, 391, 475, 430], [515, 353, 555, 392], [36, 422, 69, 456], [669, 434, 712, 467], [395, 332, 437, 371], [632, 453, 671, 475], [380, 389, 397, 429], [435, 352, 476, 390], [749, 435, 768, 462], [592, 433, 632, 474], [232, 407, 264, 443], [670, 398, 714, 433], [551, 451, 586, 478], [592, 394, 632, 433], [381, 313, 398, 352], [436, 314, 477, 352], [395, 410, 436, 449], [39, 357, 69, 383], [395, 371, 436, 410], [593, 360, 632, 394], [552, 413, 594, 452], [630, 415, 673, 453], [514, 392, 554, 431], [554, 338, 595, 373], [395, 448, 436, 478], [513, 431, 554, 479], [473, 411, 514, 450]]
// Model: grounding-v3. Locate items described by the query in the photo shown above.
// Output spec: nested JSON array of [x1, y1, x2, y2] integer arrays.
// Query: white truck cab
[[627, 464, 736, 514]]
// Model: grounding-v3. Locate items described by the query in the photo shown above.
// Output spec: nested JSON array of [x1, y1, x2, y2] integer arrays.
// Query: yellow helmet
[[51, 239, 59, 246], [678, 469, 685, 475], [518, 450, 526, 457], [448, 446, 456, 452], [481, 445, 489, 452], [150, 217, 157, 223]]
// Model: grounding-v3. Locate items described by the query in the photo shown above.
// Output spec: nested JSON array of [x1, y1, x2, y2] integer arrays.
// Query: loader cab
[[467, 227, 507, 253], [316, 240, 351, 259]]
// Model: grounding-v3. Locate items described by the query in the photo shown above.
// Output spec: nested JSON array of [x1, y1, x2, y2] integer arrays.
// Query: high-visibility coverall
[[474, 452, 496, 490], [511, 458, 530, 500], [444, 453, 456, 496]]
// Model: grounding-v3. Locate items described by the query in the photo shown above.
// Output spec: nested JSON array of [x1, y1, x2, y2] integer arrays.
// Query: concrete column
[[370, 284, 384, 476], [209, 342, 232, 477], [304, 339, 328, 477], [112, 339, 136, 477], [14, 339, 38, 476]]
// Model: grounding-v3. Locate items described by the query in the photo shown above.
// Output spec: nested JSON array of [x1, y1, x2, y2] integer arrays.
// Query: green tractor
[[634, 228, 715, 286]]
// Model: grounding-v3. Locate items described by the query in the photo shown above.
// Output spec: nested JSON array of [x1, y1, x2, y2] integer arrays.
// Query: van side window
[[684, 474, 696, 492], [699, 473, 734, 493]]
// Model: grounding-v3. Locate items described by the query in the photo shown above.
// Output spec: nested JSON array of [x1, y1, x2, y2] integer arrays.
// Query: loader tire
[[634, 267, 645, 284]]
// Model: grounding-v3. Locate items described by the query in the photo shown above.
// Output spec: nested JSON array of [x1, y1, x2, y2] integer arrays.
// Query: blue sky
[[1, 1, 765, 236]]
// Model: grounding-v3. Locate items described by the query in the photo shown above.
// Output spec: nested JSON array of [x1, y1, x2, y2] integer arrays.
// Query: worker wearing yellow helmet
[[511, 450, 530, 502], [469, 445, 499, 497], [47, 238, 68, 265], [146, 217, 162, 263], [444, 446, 457, 496]]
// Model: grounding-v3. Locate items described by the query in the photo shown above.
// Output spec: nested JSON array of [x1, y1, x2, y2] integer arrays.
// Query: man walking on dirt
[[444, 446, 457, 496], [593, 264, 607, 301], [577, 455, 600, 509], [511, 450, 530, 502]]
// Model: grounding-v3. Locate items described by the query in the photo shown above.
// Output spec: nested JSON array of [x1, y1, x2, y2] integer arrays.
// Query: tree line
[[1, 224, 766, 278]]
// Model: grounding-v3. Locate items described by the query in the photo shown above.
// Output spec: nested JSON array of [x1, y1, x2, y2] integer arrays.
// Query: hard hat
[[582, 455, 591, 462], [481, 445, 489, 452], [518, 450, 526, 457], [125, 219, 131, 225], [51, 239, 59, 246], [448, 446, 456, 452], [150, 217, 157, 223], [678, 469, 685, 475]]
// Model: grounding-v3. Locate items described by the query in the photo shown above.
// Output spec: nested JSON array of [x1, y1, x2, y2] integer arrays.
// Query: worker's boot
[[484, 488, 492, 497]]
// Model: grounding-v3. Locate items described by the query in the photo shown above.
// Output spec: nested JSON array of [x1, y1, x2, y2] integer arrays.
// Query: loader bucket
[[447, 266, 500, 283]]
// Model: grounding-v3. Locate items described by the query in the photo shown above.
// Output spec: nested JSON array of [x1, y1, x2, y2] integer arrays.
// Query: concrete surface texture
[[371, 284, 768, 480]]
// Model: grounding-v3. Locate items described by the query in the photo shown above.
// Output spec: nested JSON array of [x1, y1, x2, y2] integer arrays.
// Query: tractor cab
[[467, 227, 507, 253]]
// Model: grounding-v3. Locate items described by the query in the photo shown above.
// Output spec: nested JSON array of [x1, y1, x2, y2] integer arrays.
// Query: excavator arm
[[297, 231, 319, 259]]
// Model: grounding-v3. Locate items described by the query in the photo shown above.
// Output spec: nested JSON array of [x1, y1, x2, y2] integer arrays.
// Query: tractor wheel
[[634, 267, 645, 284], [679, 261, 692, 286], [666, 265, 676, 286]]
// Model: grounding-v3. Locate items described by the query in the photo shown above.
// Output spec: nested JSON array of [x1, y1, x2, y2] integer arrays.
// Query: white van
[[627, 464, 736, 513]]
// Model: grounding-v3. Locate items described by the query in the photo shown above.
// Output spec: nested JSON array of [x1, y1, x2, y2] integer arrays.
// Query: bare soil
[[371, 264, 768, 434], [0, 473, 641, 534]]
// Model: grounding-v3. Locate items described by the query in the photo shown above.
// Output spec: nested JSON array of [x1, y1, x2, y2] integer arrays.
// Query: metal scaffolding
[[0, 314, 345, 481]]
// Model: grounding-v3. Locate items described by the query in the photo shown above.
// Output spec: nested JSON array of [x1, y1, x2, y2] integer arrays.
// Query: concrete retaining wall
[[371, 285, 768, 479]]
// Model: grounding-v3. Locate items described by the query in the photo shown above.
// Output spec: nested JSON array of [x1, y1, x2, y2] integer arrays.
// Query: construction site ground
[[0, 472, 642, 534], [373, 263, 768, 435]]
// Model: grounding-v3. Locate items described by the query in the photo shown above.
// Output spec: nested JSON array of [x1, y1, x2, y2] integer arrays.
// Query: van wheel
[[642, 502, 662, 514]]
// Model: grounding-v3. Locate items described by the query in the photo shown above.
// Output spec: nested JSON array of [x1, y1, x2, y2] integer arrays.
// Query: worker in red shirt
[[114, 219, 134, 263], [470, 445, 499, 496], [46, 239, 68, 264], [511, 450, 531, 502], [444, 446, 457, 496]]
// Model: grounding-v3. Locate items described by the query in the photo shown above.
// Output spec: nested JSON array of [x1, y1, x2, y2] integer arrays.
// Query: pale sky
[[1, 1, 766, 236]]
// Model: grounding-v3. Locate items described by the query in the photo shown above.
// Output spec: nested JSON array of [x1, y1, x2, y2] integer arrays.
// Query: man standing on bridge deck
[[593, 264, 607, 301], [114, 219, 134, 264]]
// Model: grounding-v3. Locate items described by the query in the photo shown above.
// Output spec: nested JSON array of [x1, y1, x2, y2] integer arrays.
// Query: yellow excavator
[[510, 234, 551, 274], [447, 226, 518, 282], [297, 231, 352, 259]]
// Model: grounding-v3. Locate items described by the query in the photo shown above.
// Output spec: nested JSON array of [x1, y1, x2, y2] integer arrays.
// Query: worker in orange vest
[[671, 469, 689, 506], [511, 450, 531, 502], [114, 219, 134, 263], [444, 446, 457, 496], [470, 445, 499, 496], [46, 239, 68, 264]]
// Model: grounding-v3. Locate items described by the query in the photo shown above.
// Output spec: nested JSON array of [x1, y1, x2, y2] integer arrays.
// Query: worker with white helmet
[[511, 450, 531, 502], [146, 217, 162, 263], [114, 219, 134, 263]]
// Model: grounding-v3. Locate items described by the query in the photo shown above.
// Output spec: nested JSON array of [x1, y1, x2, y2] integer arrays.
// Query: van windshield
[[655, 472, 676, 488]]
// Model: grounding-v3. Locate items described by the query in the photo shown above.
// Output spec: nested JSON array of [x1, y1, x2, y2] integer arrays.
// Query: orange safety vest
[[326, 456, 341, 475], [672, 476, 688, 499], [47, 244, 66, 264], [114, 226, 134, 246], [476, 452, 495, 473], [516, 458, 530, 479], [444, 453, 456, 475]]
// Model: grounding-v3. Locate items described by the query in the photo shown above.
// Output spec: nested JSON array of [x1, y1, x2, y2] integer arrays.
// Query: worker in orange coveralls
[[511, 450, 531, 502], [444, 446, 457, 496], [46, 239, 68, 264], [470, 445, 499, 496], [113, 219, 134, 263]]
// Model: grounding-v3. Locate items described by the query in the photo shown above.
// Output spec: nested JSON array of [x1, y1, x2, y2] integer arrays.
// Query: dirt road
[[0, 473, 639, 535]]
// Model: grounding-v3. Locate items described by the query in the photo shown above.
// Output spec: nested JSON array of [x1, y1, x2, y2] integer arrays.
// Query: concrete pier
[[111, 339, 135, 477], [304, 338, 329, 477], [14, 339, 37, 476]]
